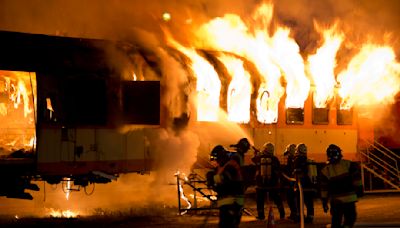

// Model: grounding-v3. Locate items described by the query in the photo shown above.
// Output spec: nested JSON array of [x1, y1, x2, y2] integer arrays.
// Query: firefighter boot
[[278, 206, 285, 219], [256, 210, 265, 220], [305, 215, 314, 223]]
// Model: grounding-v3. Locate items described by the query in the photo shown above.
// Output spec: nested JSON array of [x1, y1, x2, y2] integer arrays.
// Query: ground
[[0, 193, 399, 227]]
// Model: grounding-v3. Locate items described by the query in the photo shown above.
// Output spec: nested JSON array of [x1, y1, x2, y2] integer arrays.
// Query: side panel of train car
[[36, 77, 161, 178], [194, 94, 374, 163], [0, 31, 162, 198]]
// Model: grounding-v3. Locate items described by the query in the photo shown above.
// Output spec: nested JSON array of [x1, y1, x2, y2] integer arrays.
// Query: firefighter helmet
[[296, 143, 307, 155], [262, 142, 274, 156], [231, 138, 250, 153], [326, 144, 342, 163], [284, 144, 296, 156], [210, 145, 227, 161]]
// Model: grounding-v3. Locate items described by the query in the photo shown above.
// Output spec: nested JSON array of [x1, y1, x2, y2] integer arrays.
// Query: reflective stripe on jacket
[[320, 159, 362, 203], [213, 159, 245, 207], [217, 195, 245, 207]]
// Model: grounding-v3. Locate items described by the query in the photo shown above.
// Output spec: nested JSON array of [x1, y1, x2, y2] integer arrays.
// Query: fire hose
[[282, 173, 304, 228]]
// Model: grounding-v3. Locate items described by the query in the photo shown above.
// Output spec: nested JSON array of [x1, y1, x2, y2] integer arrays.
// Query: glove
[[322, 199, 329, 213]]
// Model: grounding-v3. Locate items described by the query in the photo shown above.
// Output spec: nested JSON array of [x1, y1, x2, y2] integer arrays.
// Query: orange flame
[[193, 3, 284, 123], [48, 208, 79, 218], [165, 33, 221, 122], [270, 27, 310, 108], [0, 70, 36, 156], [337, 44, 400, 109], [217, 54, 252, 123], [164, 2, 400, 123], [307, 23, 343, 108]]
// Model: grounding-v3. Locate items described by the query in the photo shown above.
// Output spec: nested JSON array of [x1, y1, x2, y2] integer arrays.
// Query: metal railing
[[360, 139, 400, 191], [175, 161, 218, 215]]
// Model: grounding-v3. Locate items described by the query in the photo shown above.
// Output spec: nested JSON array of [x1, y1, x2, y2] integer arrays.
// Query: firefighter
[[207, 145, 244, 228], [283, 143, 298, 221], [230, 137, 256, 190], [230, 137, 251, 167], [293, 143, 317, 223], [252, 142, 285, 220], [320, 144, 364, 228]]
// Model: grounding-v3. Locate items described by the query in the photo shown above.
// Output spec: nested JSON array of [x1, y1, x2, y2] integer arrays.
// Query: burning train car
[[1, 4, 400, 199]]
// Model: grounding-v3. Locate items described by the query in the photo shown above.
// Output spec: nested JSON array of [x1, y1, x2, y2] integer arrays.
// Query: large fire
[[0, 70, 36, 157], [162, 2, 400, 123]]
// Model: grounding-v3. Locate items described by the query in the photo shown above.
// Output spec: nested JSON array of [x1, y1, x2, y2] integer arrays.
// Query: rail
[[360, 150, 399, 178], [175, 171, 217, 215], [360, 139, 400, 191]]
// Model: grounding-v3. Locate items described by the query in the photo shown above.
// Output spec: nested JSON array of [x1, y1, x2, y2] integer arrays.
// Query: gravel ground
[[0, 193, 399, 227]]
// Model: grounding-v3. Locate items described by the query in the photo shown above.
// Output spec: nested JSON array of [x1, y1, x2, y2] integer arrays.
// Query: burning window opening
[[312, 92, 330, 125], [337, 108, 353, 125], [286, 108, 304, 125], [312, 107, 329, 125], [0, 70, 36, 159]]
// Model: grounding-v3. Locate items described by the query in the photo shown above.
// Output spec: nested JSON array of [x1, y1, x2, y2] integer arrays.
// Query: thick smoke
[[0, 0, 399, 52]]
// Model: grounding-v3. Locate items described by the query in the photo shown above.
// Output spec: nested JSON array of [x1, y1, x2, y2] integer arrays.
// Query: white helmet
[[262, 142, 274, 156], [296, 143, 307, 155]]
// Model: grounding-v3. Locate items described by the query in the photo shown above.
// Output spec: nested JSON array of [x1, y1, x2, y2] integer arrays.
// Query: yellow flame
[[270, 27, 310, 108], [194, 3, 284, 123], [174, 2, 400, 123], [8, 73, 33, 118], [165, 33, 221, 122], [49, 208, 78, 218], [337, 44, 400, 109], [175, 171, 191, 215], [217, 55, 252, 123], [0, 70, 36, 155], [65, 178, 71, 200], [132, 71, 137, 81], [307, 23, 343, 108]]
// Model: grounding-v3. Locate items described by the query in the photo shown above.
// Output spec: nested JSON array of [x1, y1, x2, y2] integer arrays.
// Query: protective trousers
[[219, 202, 243, 228], [286, 187, 298, 218], [256, 187, 285, 219], [330, 201, 357, 228], [296, 190, 315, 221]]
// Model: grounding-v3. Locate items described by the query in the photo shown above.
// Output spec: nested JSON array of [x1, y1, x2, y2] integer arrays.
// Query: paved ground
[[0, 193, 399, 227]]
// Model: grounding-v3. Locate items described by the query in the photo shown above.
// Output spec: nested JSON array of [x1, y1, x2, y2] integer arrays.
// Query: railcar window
[[337, 108, 353, 125], [286, 108, 304, 124], [312, 107, 329, 124], [122, 81, 160, 125], [63, 79, 107, 126]]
